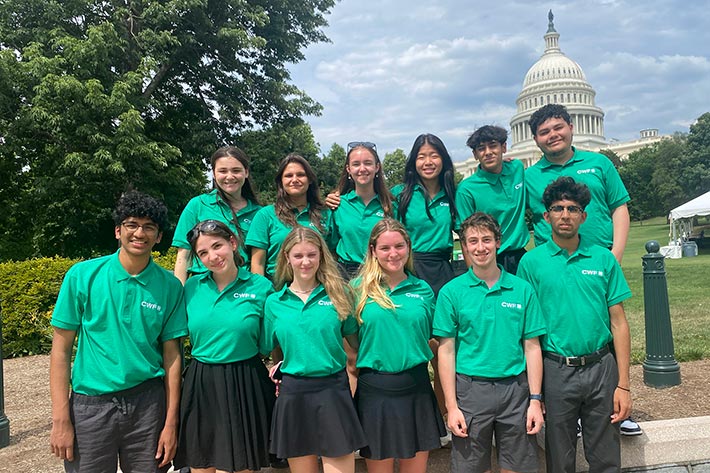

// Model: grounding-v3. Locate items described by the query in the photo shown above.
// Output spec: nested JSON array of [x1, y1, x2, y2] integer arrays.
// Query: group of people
[[49, 103, 636, 473]]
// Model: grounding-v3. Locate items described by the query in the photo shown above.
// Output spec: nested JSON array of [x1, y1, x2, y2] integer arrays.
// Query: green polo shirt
[[525, 147, 630, 248], [51, 251, 188, 396], [184, 268, 273, 364], [392, 184, 454, 254], [245, 204, 331, 277], [330, 190, 387, 264], [262, 285, 358, 377], [353, 274, 435, 372], [517, 238, 631, 357], [455, 159, 529, 253], [433, 267, 546, 378], [172, 189, 261, 272]]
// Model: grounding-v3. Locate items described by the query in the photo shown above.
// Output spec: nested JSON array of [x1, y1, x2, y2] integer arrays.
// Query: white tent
[[668, 191, 710, 243]]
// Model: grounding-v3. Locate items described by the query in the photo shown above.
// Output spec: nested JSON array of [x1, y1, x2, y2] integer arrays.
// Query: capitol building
[[456, 11, 666, 177]]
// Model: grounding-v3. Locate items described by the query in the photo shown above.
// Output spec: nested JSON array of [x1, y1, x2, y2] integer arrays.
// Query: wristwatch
[[529, 394, 543, 401]]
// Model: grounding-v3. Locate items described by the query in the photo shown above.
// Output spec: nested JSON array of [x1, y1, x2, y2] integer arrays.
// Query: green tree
[[619, 135, 688, 220], [599, 149, 622, 169], [237, 119, 320, 204], [313, 143, 346, 194], [682, 112, 710, 198], [0, 0, 334, 259], [383, 149, 407, 187]]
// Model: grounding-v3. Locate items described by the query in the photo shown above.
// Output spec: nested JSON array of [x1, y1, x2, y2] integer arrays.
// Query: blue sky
[[287, 0, 710, 162]]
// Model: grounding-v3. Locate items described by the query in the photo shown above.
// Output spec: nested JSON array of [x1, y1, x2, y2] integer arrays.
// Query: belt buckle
[[565, 356, 584, 367]]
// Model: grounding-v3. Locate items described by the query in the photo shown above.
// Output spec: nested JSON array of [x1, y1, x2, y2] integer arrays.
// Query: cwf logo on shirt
[[234, 293, 257, 299], [141, 301, 162, 312], [439, 202, 450, 207], [514, 182, 523, 190], [376, 211, 385, 217], [577, 168, 597, 174], [581, 269, 604, 277], [405, 293, 424, 300], [318, 300, 334, 306], [501, 301, 522, 310]]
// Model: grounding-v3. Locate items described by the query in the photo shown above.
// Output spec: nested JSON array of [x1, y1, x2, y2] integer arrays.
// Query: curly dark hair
[[112, 190, 169, 231], [529, 104, 572, 136], [542, 176, 591, 210]]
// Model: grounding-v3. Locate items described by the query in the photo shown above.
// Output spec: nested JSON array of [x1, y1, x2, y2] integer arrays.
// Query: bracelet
[[529, 394, 543, 401], [616, 385, 631, 392]]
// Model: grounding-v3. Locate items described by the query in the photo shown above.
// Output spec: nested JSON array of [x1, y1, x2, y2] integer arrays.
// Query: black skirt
[[270, 369, 367, 459], [355, 363, 446, 460], [413, 252, 455, 296], [174, 356, 276, 471]]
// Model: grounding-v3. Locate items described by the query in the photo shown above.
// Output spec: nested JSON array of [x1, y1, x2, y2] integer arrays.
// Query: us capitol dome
[[456, 11, 665, 177]]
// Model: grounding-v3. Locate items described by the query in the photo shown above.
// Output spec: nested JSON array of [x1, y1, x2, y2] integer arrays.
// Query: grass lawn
[[621, 217, 710, 363]]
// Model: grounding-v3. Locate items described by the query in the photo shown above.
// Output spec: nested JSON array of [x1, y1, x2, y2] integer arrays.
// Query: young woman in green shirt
[[174, 220, 274, 473], [172, 146, 261, 283], [351, 219, 445, 473], [263, 227, 365, 473]]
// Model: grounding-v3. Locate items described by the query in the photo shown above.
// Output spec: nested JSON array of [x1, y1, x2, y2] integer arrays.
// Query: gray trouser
[[543, 352, 620, 473], [66, 378, 169, 473]]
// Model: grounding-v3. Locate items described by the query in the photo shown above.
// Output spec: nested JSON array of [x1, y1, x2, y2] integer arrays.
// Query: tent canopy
[[668, 190, 710, 243], [669, 191, 710, 220]]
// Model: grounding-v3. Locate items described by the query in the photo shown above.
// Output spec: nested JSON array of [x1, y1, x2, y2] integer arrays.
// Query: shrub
[[0, 257, 78, 357]]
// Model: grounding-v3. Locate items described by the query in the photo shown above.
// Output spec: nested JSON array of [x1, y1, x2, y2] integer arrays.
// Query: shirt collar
[[464, 264, 513, 291], [344, 189, 381, 204], [543, 235, 592, 258], [276, 282, 326, 302], [539, 146, 582, 169], [111, 250, 155, 285], [414, 183, 446, 202]]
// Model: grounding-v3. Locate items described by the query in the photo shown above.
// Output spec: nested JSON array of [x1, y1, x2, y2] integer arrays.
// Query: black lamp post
[[642, 240, 682, 387], [0, 300, 10, 448]]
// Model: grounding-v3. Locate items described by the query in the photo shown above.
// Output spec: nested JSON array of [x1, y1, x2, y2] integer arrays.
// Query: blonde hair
[[354, 218, 414, 322], [275, 226, 353, 320]]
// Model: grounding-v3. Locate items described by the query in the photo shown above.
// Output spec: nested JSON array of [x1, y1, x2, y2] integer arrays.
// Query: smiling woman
[[172, 146, 262, 284], [245, 154, 331, 279], [350, 219, 445, 473], [174, 220, 275, 472]]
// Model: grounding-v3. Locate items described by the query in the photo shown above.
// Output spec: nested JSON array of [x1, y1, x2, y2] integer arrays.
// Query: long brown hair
[[337, 144, 394, 217], [274, 154, 326, 232]]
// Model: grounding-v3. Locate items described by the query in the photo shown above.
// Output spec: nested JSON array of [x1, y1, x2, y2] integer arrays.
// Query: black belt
[[543, 345, 610, 367]]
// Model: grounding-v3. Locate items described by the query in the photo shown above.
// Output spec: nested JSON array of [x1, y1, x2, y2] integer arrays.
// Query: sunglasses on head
[[347, 141, 377, 152], [187, 219, 224, 244]]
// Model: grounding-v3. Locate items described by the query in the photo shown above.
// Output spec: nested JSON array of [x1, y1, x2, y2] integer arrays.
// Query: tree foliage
[[619, 112, 710, 221], [383, 148, 407, 187], [0, 0, 334, 259]]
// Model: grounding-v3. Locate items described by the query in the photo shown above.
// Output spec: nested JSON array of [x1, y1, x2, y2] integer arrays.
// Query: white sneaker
[[440, 430, 452, 448], [620, 417, 642, 436]]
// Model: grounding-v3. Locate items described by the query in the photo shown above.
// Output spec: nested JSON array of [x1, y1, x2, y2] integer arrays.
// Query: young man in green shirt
[[517, 177, 632, 473], [49, 191, 188, 473], [434, 212, 546, 473], [456, 126, 529, 274], [526, 104, 630, 263]]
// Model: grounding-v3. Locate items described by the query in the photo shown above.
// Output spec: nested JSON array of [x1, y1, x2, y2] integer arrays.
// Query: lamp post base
[[643, 359, 681, 388]]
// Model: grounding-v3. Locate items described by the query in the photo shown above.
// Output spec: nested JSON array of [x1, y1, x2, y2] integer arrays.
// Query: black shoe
[[271, 457, 289, 469]]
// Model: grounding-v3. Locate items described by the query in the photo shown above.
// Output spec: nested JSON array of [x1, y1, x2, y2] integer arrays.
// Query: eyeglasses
[[347, 141, 377, 152], [548, 205, 584, 215], [121, 221, 159, 235], [187, 220, 222, 243]]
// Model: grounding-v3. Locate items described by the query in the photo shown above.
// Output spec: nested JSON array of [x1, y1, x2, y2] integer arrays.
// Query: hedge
[[0, 248, 178, 358]]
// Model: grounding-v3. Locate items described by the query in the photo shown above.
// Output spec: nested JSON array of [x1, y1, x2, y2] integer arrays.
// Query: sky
[[287, 0, 710, 162]]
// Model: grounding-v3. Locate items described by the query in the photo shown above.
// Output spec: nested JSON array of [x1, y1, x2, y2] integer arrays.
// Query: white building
[[456, 11, 666, 177]]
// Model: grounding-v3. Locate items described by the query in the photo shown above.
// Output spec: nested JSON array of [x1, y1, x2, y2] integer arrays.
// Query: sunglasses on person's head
[[187, 219, 225, 244], [347, 141, 377, 152]]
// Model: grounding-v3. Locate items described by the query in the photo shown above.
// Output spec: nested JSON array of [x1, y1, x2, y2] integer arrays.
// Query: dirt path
[[1, 355, 708, 472]]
